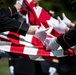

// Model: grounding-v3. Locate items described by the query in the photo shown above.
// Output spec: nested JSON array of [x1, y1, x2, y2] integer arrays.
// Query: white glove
[[16, 0, 23, 5], [49, 67, 57, 75], [46, 27, 53, 34], [34, 27, 47, 43], [9, 66, 14, 75], [62, 13, 71, 27], [44, 38, 59, 51], [54, 16, 67, 34]]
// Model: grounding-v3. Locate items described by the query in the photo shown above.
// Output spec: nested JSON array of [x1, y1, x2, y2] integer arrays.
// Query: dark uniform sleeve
[[0, 6, 29, 36], [0, 6, 18, 17], [57, 24, 76, 50]]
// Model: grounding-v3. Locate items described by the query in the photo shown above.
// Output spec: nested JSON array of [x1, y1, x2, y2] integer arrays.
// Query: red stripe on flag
[[32, 36, 50, 56], [39, 9, 51, 28], [10, 44, 25, 54], [7, 32, 20, 44], [0, 37, 10, 42], [37, 48, 50, 56], [23, 0, 41, 25], [7, 32, 25, 54], [51, 29, 61, 37], [32, 36, 44, 48]]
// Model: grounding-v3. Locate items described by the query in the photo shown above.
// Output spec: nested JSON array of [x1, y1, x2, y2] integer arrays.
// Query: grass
[[0, 57, 10, 75]]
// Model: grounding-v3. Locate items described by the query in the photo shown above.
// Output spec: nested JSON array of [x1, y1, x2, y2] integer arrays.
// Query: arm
[[53, 24, 76, 56], [0, 3, 21, 17], [57, 25, 76, 50], [0, 14, 36, 36], [0, 5, 36, 36]]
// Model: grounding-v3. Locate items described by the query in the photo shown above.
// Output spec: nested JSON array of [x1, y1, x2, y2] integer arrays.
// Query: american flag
[[0, 0, 64, 61]]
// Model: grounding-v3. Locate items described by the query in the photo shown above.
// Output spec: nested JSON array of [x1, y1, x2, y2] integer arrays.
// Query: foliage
[[0, 0, 76, 21], [40, 0, 76, 21]]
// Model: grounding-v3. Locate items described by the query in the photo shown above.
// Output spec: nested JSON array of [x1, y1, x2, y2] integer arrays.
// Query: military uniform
[[57, 25, 76, 54], [56, 0, 76, 56], [0, 6, 29, 36], [0, 6, 37, 75]]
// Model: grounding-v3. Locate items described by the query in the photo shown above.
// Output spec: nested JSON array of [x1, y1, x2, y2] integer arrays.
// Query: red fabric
[[0, 0, 62, 61], [21, 0, 60, 37], [64, 48, 75, 56], [20, 0, 51, 27]]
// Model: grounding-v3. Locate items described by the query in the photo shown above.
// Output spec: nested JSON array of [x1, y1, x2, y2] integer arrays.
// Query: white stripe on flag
[[0, 31, 9, 40], [23, 47, 38, 55], [0, 41, 11, 52]]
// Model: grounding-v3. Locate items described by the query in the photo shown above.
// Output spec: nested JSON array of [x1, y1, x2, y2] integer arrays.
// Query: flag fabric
[[0, 31, 58, 61], [0, 0, 63, 61], [20, 0, 61, 36]]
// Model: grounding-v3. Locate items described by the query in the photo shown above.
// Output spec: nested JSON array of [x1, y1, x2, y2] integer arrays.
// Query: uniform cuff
[[57, 34, 69, 50], [18, 24, 29, 36]]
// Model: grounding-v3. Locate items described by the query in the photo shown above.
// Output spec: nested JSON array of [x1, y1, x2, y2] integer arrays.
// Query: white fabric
[[53, 16, 67, 34], [46, 27, 53, 34], [62, 13, 71, 27], [47, 17, 59, 27], [34, 27, 47, 43], [49, 67, 57, 75], [33, 6, 42, 18], [0, 0, 68, 61], [47, 17, 67, 34], [16, 0, 23, 5], [44, 38, 59, 51]]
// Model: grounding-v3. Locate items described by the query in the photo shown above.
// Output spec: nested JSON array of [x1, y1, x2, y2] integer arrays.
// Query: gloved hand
[[46, 27, 53, 34], [16, 0, 23, 5], [34, 27, 47, 43], [14, 3, 22, 12], [53, 16, 67, 34], [49, 67, 57, 75], [64, 48, 75, 56], [62, 13, 71, 27], [44, 38, 59, 51]]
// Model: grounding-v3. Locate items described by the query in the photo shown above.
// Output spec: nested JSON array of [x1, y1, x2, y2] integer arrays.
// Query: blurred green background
[[0, 58, 10, 75], [1, 0, 76, 21], [0, 0, 76, 75]]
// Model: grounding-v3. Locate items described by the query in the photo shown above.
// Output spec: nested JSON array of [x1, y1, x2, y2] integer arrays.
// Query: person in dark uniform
[[8, 0, 55, 75], [0, 1, 47, 75], [56, 0, 76, 56], [0, 0, 35, 61], [0, 0, 37, 36], [44, 16, 76, 56], [44, 0, 76, 56]]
